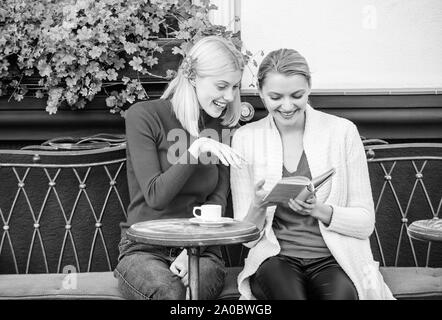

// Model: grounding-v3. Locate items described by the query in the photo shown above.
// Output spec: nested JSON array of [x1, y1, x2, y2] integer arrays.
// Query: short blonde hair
[[257, 48, 311, 89], [161, 36, 244, 137]]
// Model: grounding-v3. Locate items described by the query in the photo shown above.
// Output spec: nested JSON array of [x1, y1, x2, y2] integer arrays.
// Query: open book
[[263, 168, 336, 204]]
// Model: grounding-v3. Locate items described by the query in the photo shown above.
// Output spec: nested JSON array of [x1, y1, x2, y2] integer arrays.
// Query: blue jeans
[[113, 236, 226, 300]]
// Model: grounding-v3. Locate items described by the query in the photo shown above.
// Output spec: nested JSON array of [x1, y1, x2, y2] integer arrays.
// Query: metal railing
[[365, 143, 442, 267], [0, 144, 128, 274], [1, 139, 441, 274]]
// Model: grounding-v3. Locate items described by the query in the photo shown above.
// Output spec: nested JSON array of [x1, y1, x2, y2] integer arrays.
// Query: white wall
[[239, 0, 442, 92], [208, 0, 238, 32]]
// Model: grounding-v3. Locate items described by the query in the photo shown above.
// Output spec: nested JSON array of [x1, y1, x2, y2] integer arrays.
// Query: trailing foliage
[[0, 0, 247, 115]]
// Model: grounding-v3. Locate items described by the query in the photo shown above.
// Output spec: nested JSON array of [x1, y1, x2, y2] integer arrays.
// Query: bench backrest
[[0, 146, 128, 274], [365, 143, 442, 267], [1, 142, 441, 274]]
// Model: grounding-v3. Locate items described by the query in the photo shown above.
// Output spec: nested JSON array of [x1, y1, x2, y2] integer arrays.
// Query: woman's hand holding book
[[289, 196, 333, 226], [288, 195, 317, 216], [252, 179, 271, 209], [242, 179, 271, 231]]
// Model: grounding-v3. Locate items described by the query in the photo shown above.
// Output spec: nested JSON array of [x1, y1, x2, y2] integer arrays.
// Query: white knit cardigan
[[230, 104, 395, 300]]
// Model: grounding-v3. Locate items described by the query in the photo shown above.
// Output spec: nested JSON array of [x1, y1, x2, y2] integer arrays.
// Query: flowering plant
[[0, 0, 247, 115]]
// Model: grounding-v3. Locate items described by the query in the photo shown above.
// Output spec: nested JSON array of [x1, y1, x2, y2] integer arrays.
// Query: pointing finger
[[211, 149, 229, 166]]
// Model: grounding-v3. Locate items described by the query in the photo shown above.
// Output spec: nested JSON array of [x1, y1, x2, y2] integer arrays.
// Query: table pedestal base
[[188, 247, 200, 300]]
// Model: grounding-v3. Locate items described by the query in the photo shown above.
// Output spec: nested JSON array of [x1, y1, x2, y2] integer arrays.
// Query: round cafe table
[[126, 218, 260, 300], [407, 217, 442, 242]]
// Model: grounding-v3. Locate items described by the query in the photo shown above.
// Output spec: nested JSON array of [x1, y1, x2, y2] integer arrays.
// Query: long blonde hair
[[161, 36, 244, 137]]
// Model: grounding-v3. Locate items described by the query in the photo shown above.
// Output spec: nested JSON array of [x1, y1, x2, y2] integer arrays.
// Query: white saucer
[[189, 217, 235, 227]]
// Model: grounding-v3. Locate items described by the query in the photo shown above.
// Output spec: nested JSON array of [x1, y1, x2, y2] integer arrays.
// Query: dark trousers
[[250, 254, 358, 300]]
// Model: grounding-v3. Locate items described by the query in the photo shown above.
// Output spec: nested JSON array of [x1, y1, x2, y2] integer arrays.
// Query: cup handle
[[193, 207, 202, 218]]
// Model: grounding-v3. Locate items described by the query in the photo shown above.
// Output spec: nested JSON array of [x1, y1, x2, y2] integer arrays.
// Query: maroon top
[[272, 151, 331, 258]]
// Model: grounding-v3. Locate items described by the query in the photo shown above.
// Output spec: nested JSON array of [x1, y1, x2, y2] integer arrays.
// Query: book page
[[279, 176, 311, 184]]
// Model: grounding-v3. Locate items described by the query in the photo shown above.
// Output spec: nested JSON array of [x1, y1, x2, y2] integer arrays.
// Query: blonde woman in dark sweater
[[113, 36, 246, 300]]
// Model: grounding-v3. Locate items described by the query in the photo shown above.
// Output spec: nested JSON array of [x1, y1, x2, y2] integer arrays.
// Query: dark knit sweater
[[121, 99, 231, 233], [272, 151, 331, 258]]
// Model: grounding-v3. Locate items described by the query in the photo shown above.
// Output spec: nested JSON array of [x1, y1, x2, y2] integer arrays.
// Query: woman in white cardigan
[[231, 49, 394, 300]]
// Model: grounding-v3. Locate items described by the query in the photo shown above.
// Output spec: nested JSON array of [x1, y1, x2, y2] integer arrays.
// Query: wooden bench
[[1, 142, 442, 299]]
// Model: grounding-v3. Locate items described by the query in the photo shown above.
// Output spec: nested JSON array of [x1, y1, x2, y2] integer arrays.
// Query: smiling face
[[194, 70, 242, 118], [259, 72, 310, 130]]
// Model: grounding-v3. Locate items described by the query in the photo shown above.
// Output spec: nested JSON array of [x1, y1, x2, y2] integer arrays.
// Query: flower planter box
[[1, 92, 442, 143]]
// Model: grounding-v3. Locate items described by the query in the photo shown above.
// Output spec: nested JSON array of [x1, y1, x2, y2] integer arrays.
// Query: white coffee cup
[[192, 204, 222, 221]]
